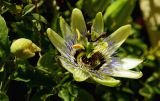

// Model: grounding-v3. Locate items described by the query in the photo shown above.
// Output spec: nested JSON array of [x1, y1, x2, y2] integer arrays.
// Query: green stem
[[1, 58, 18, 93], [26, 88, 32, 101], [1, 78, 10, 93]]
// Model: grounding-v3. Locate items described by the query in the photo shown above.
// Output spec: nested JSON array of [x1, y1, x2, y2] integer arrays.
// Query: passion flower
[[47, 8, 143, 87]]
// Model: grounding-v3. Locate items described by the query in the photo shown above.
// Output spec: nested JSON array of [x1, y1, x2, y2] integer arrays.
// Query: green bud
[[10, 38, 41, 59]]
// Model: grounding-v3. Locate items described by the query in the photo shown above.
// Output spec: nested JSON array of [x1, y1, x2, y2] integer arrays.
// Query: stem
[[1, 78, 10, 93], [1, 57, 18, 93], [0, 81, 2, 90], [26, 88, 32, 101]]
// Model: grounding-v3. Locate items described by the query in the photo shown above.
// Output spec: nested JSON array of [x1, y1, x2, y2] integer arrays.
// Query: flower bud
[[10, 38, 41, 59]]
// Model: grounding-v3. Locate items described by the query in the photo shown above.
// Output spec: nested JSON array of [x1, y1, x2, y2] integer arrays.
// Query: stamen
[[72, 44, 85, 50], [76, 29, 81, 41]]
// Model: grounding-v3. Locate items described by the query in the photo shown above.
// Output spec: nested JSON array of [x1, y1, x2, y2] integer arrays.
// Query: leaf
[[68, 83, 78, 97], [139, 85, 154, 98], [31, 87, 53, 101], [22, 4, 35, 16], [153, 86, 160, 95], [0, 15, 9, 57], [0, 92, 9, 101], [122, 87, 134, 94], [32, 13, 47, 24], [125, 39, 148, 54], [76, 88, 95, 101], [32, 20, 41, 31], [83, 0, 110, 18], [59, 82, 94, 101], [58, 87, 71, 101], [104, 0, 136, 30], [13, 77, 30, 82], [58, 82, 78, 101], [37, 52, 58, 74], [12, 60, 55, 86]]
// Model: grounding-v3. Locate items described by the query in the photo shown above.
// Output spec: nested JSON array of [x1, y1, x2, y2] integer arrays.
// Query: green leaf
[[31, 87, 53, 101], [125, 39, 148, 54], [37, 52, 58, 74], [139, 85, 154, 98], [76, 88, 95, 101], [0, 16, 8, 43], [0, 92, 9, 101], [58, 87, 71, 101], [122, 87, 134, 94], [58, 82, 78, 101], [153, 86, 160, 95], [0, 15, 9, 57], [83, 0, 110, 18], [13, 77, 30, 82], [22, 4, 35, 16], [146, 72, 159, 83], [104, 0, 136, 30], [32, 13, 47, 24], [32, 20, 41, 31]]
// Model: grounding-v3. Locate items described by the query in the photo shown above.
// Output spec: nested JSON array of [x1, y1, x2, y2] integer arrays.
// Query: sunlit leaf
[[32, 13, 47, 24], [104, 0, 136, 30], [0, 92, 9, 101], [22, 4, 35, 16], [0, 15, 9, 57], [37, 52, 58, 74], [58, 82, 78, 101]]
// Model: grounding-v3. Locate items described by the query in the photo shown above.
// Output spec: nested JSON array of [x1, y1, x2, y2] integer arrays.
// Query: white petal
[[91, 12, 104, 34], [92, 76, 120, 87], [59, 56, 75, 73], [105, 25, 132, 55], [111, 69, 143, 79], [121, 58, 143, 70], [73, 69, 90, 81], [47, 28, 69, 58], [59, 56, 89, 81], [71, 8, 87, 35], [60, 17, 74, 41]]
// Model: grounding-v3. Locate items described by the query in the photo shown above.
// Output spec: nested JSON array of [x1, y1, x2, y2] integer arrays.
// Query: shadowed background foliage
[[0, 0, 160, 101]]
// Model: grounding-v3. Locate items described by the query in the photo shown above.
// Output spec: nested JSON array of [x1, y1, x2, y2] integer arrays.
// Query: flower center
[[74, 49, 106, 70]]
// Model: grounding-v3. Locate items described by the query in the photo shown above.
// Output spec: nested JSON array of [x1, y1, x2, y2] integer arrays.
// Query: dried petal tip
[[10, 38, 41, 59]]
